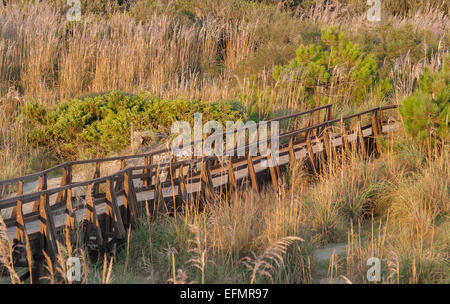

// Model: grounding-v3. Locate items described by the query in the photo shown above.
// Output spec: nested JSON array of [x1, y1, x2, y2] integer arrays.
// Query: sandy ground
[[311, 243, 351, 284]]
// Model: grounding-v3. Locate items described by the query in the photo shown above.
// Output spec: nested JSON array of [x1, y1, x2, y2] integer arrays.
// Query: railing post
[[306, 130, 317, 174], [106, 177, 126, 239], [143, 155, 152, 187], [10, 180, 23, 218], [357, 117, 367, 157], [65, 188, 75, 232], [86, 183, 104, 251], [288, 134, 296, 163], [308, 114, 315, 137], [200, 159, 214, 201], [178, 164, 188, 202], [323, 127, 332, 161], [93, 162, 101, 195], [39, 192, 57, 258], [153, 165, 163, 206], [379, 110, 384, 131], [32, 173, 47, 212], [267, 142, 279, 190], [341, 117, 350, 154], [123, 170, 138, 228], [372, 110, 382, 154], [115, 159, 126, 192], [247, 153, 258, 191], [14, 181, 25, 241], [227, 159, 237, 190], [316, 89, 321, 132], [56, 166, 68, 203], [326, 105, 332, 121], [292, 116, 299, 143]]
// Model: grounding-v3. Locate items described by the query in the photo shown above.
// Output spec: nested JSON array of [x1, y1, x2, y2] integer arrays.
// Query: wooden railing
[[0, 103, 399, 283]]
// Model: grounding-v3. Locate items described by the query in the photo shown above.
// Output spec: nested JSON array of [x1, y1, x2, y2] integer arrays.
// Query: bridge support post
[[306, 131, 317, 174], [340, 118, 350, 155], [92, 162, 101, 196], [106, 178, 126, 240], [267, 143, 279, 190], [372, 110, 382, 154], [227, 159, 237, 190], [123, 170, 138, 228], [13, 181, 35, 283], [200, 160, 214, 202], [288, 135, 296, 164], [357, 118, 367, 158], [154, 166, 163, 206], [86, 183, 104, 252], [178, 164, 188, 202], [65, 188, 76, 233], [323, 127, 332, 160], [32, 174, 47, 212], [114, 160, 126, 192], [39, 193, 57, 258], [247, 154, 258, 191], [143, 155, 153, 187], [56, 165, 71, 203]]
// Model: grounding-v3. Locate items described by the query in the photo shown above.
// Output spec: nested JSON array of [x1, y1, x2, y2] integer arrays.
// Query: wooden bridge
[[0, 104, 399, 283]]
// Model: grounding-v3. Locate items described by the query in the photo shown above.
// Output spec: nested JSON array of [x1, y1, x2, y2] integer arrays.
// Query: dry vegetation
[[0, 0, 448, 284]]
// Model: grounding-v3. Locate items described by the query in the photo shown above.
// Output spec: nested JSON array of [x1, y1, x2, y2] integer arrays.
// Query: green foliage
[[21, 92, 246, 157], [399, 57, 450, 146], [351, 23, 444, 79], [274, 27, 391, 105]]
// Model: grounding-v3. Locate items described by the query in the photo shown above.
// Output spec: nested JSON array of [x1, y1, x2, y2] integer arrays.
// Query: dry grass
[[0, 216, 21, 284], [0, 0, 448, 284], [241, 236, 302, 284]]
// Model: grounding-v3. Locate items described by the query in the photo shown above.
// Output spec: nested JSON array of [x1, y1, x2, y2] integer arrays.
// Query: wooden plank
[[123, 171, 138, 228]]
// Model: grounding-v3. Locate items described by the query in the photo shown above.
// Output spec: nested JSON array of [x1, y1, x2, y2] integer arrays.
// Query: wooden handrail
[[0, 104, 332, 187], [0, 104, 398, 209]]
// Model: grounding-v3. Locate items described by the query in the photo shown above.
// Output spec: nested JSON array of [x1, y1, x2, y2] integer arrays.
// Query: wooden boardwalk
[[0, 104, 399, 282]]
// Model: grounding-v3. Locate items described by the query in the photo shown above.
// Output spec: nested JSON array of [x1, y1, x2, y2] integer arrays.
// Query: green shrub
[[273, 27, 391, 105], [399, 56, 449, 147], [21, 91, 246, 157], [351, 23, 443, 79]]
